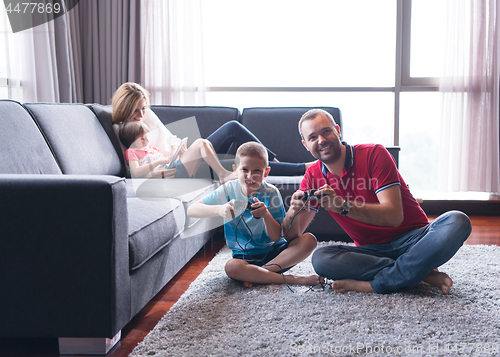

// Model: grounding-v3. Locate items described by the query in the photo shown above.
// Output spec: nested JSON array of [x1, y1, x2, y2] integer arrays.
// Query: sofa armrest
[[0, 174, 130, 338]]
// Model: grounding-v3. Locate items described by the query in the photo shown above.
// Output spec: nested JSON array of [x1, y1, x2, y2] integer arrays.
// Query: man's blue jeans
[[311, 211, 472, 294]]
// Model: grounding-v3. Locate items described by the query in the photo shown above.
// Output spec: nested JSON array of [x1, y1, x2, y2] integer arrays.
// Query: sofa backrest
[[241, 107, 342, 164], [25, 103, 124, 176], [150, 105, 241, 139], [88, 103, 128, 176], [0, 100, 62, 175]]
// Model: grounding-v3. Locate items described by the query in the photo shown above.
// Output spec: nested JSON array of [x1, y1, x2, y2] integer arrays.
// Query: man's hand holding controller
[[293, 184, 350, 215]]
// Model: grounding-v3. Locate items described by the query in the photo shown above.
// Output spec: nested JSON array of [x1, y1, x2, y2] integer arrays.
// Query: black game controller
[[230, 200, 261, 219], [247, 201, 261, 219], [299, 190, 326, 202]]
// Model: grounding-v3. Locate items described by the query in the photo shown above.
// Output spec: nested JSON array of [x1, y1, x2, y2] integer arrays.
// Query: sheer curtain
[[439, 0, 500, 194], [2, 5, 81, 103], [141, 0, 205, 105], [1, 1, 141, 104]]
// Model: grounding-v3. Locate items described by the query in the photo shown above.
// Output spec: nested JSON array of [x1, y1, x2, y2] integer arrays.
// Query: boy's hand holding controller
[[225, 198, 267, 220], [218, 200, 236, 219], [248, 197, 268, 219]]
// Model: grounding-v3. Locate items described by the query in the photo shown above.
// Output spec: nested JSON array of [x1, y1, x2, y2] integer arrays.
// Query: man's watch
[[340, 199, 353, 216]]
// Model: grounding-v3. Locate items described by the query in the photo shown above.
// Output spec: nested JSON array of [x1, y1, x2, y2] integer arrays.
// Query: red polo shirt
[[300, 143, 428, 246]]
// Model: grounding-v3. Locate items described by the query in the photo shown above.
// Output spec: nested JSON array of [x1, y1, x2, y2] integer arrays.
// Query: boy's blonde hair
[[234, 141, 269, 168], [119, 121, 149, 148], [111, 82, 150, 124]]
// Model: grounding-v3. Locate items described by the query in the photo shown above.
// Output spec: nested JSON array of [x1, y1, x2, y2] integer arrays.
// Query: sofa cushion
[[127, 197, 185, 271], [241, 107, 342, 164], [265, 176, 303, 206], [150, 105, 240, 139], [126, 178, 216, 231], [24, 103, 124, 176], [0, 100, 61, 174]]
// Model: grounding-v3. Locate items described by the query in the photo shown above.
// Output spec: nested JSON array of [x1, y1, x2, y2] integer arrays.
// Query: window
[[402, 0, 447, 86], [399, 92, 441, 192], [0, 9, 8, 96], [202, 1, 396, 88], [201, 0, 447, 194]]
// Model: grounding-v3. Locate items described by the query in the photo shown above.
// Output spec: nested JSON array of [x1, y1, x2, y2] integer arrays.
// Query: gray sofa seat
[[128, 198, 185, 271], [126, 177, 217, 230]]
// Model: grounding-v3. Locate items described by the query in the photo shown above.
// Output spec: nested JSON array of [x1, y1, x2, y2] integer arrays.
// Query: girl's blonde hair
[[111, 82, 150, 124], [119, 121, 150, 148]]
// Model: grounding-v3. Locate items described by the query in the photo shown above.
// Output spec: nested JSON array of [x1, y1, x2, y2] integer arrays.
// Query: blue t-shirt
[[202, 180, 287, 256]]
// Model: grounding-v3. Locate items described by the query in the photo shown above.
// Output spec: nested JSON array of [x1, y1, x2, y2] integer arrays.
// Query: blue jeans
[[311, 211, 472, 294], [206, 121, 306, 176]]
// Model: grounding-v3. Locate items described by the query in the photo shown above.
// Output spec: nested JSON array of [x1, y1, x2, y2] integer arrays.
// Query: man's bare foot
[[423, 269, 453, 294], [332, 279, 374, 293], [243, 281, 254, 288]]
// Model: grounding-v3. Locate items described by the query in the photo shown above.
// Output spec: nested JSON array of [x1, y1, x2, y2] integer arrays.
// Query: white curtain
[[439, 0, 500, 193], [1, 5, 82, 103], [141, 0, 205, 105]]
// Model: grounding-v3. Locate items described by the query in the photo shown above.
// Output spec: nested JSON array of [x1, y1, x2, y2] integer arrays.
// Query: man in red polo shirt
[[282, 109, 471, 294]]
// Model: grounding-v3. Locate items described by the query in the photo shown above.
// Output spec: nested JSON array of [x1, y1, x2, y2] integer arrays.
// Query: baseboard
[[415, 192, 500, 216], [58, 331, 121, 355]]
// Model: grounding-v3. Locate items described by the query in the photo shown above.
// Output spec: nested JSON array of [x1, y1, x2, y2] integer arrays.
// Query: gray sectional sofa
[[1, 100, 390, 354]]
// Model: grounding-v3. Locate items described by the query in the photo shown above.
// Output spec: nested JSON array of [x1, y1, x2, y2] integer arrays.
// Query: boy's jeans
[[311, 211, 472, 294]]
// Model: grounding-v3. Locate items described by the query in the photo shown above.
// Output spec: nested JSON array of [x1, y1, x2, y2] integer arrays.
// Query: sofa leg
[[58, 330, 121, 355]]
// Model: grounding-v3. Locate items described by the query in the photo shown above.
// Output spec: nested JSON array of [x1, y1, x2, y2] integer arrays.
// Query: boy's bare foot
[[304, 160, 317, 171], [332, 279, 374, 293], [242, 274, 324, 287], [423, 269, 453, 294], [273, 157, 280, 162]]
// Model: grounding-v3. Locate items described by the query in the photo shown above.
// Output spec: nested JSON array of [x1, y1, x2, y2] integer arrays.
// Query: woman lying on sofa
[[111, 82, 315, 178]]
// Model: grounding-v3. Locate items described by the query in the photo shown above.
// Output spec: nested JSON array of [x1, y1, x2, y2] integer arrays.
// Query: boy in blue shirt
[[187, 142, 321, 288]]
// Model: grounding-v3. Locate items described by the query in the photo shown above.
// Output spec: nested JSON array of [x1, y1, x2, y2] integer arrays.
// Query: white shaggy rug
[[130, 243, 500, 357]]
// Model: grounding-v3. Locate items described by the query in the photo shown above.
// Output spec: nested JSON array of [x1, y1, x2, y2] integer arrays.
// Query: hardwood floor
[[0, 216, 498, 357]]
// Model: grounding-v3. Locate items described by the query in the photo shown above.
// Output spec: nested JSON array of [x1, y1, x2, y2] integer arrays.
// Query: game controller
[[246, 201, 261, 219], [299, 190, 326, 202], [230, 200, 261, 219]]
